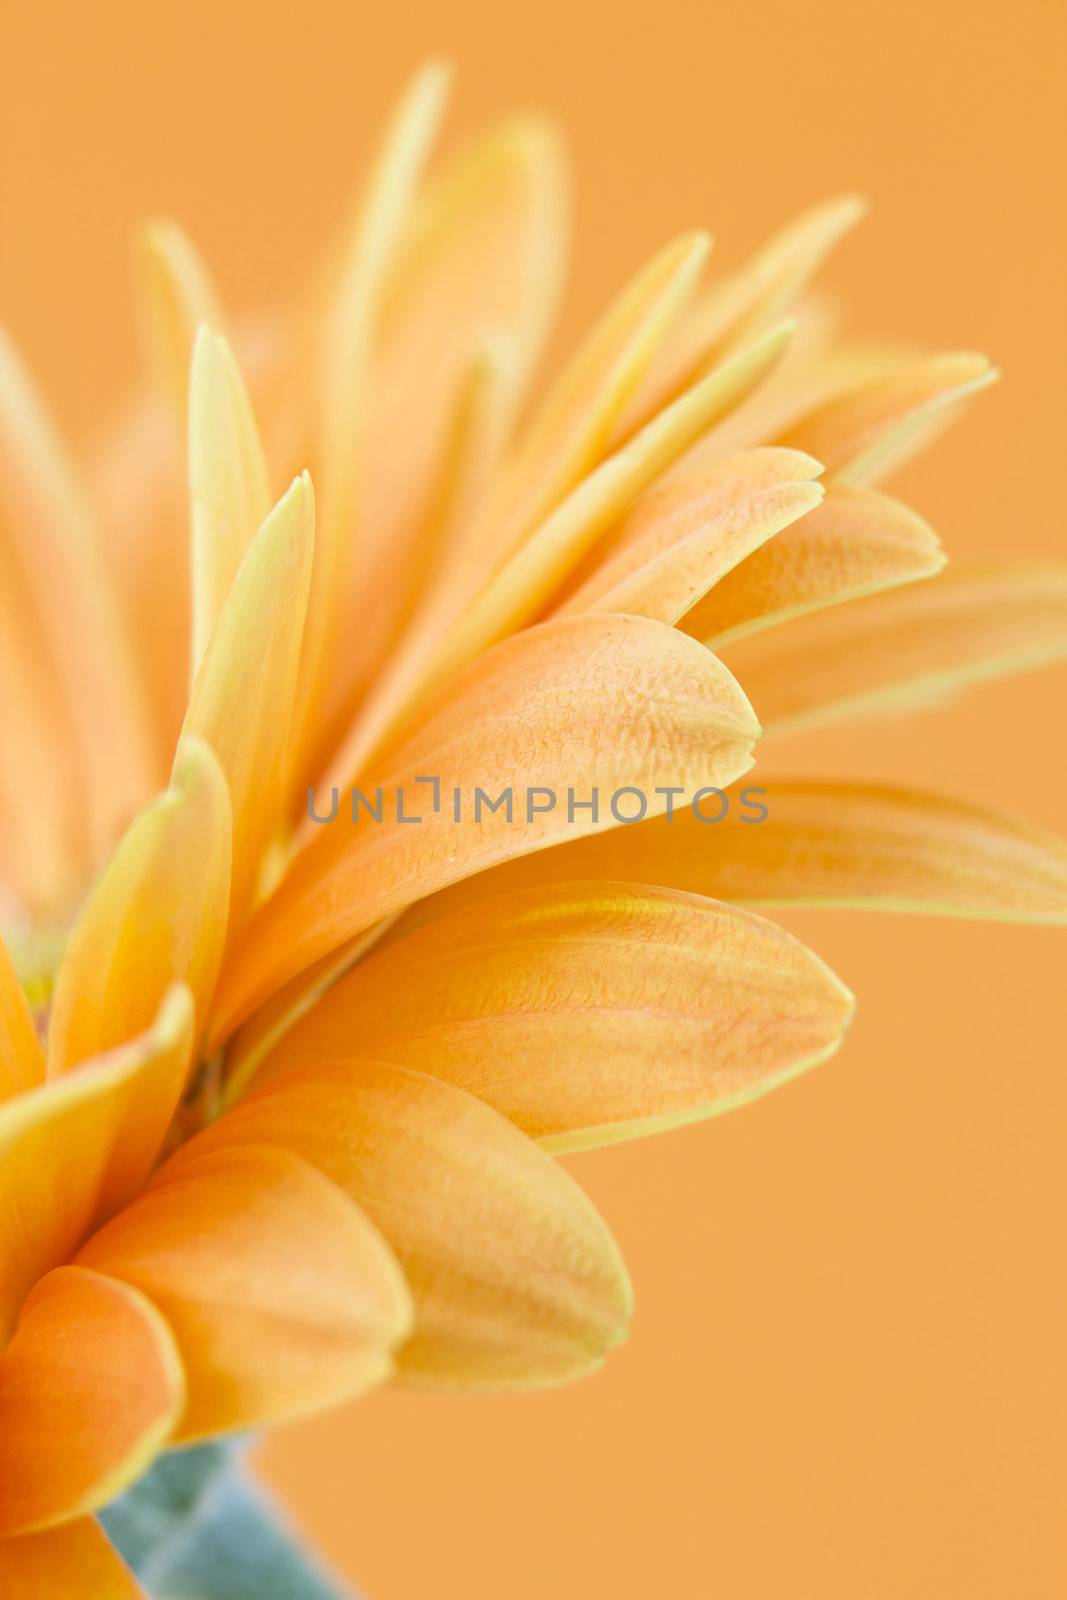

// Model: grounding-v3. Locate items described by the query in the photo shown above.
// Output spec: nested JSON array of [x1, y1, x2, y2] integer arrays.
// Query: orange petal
[[211, 612, 760, 1041], [0, 1266, 183, 1536], [406, 781, 1067, 927], [166, 1063, 633, 1389], [0, 331, 154, 879], [553, 450, 823, 625], [188, 327, 273, 674], [133, 218, 226, 424], [0, 1519, 146, 1599], [719, 560, 1067, 737], [0, 988, 193, 1338], [0, 937, 45, 1100], [78, 1144, 412, 1441], [48, 738, 230, 1074], [256, 881, 854, 1152], [182, 475, 314, 932], [776, 350, 996, 483], [683, 483, 945, 646]]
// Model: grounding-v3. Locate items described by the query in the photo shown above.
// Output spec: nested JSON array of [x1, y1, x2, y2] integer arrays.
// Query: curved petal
[[0, 1266, 183, 1536], [182, 475, 314, 931], [403, 781, 1067, 927], [78, 1144, 412, 1441], [255, 881, 854, 1151], [0, 1519, 146, 1598], [211, 612, 760, 1041], [683, 483, 945, 646], [166, 1063, 633, 1390], [0, 937, 45, 1100], [48, 738, 230, 1074], [554, 455, 823, 625], [719, 560, 1067, 736], [188, 327, 273, 673], [0, 988, 193, 1338], [776, 350, 996, 483]]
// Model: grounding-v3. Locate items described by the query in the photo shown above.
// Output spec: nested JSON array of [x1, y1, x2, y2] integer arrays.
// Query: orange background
[[3, 2, 1065, 1596]]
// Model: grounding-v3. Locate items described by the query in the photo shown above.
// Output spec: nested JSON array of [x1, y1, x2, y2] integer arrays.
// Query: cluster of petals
[[1, 62, 1065, 1593]]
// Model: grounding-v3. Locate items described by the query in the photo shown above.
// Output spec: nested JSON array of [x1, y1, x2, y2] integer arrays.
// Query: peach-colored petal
[[616, 194, 866, 440], [0, 331, 154, 879], [182, 476, 314, 932], [188, 327, 273, 674], [0, 988, 193, 1338], [210, 613, 760, 1041], [554, 453, 823, 625], [776, 351, 996, 483], [256, 881, 854, 1152], [0, 1265, 184, 1536], [0, 1519, 146, 1599], [133, 218, 226, 424], [405, 782, 1067, 927], [166, 1063, 633, 1389], [0, 937, 45, 1100], [49, 739, 230, 1074], [719, 561, 1067, 736], [683, 483, 945, 646], [290, 62, 450, 788], [78, 1144, 412, 1441]]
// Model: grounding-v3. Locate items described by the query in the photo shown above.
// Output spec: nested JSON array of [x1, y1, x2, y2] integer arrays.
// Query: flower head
[[1, 61, 1066, 1591]]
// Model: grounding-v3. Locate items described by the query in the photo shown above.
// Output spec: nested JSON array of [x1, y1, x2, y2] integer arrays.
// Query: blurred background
[[3, 2, 1064, 1596]]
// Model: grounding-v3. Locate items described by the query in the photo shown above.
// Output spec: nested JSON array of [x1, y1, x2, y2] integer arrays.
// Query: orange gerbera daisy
[[1, 61, 1065, 1596]]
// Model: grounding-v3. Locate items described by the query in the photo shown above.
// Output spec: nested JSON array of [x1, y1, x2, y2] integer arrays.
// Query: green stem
[[101, 1441, 354, 1600]]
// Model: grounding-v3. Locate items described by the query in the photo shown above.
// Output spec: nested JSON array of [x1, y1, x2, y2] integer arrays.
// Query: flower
[[2, 58, 1066, 1592]]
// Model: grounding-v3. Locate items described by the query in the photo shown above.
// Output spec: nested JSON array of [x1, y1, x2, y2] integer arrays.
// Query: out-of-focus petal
[[49, 739, 230, 1073], [182, 476, 314, 932], [616, 194, 866, 439], [420, 322, 794, 687], [719, 561, 1067, 736], [0, 938, 45, 1100], [78, 1144, 412, 1441], [0, 1519, 146, 1599], [407, 780, 1067, 927], [0, 331, 154, 881], [256, 881, 854, 1151], [188, 328, 273, 673], [133, 219, 226, 424], [0, 988, 193, 1337], [210, 613, 760, 1041], [776, 351, 996, 483], [683, 483, 944, 646], [165, 1063, 633, 1389], [0, 1266, 183, 1536]]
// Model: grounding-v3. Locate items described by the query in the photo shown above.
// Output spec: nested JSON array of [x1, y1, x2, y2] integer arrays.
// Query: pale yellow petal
[[133, 218, 226, 423], [49, 740, 230, 1074], [182, 475, 314, 932], [0, 937, 45, 1100], [188, 327, 272, 674]]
